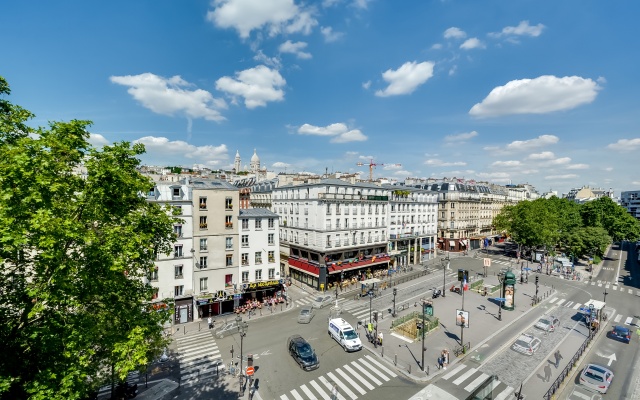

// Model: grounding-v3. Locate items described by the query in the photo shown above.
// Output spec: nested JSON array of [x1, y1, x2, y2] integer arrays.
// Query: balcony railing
[[199, 223, 208, 229], [242, 261, 249, 266], [225, 223, 233, 229], [199, 203, 207, 209], [175, 274, 183, 279]]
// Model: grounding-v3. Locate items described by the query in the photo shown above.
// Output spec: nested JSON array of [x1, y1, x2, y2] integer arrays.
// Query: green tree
[[0, 77, 176, 399], [565, 227, 611, 259], [580, 197, 640, 242]]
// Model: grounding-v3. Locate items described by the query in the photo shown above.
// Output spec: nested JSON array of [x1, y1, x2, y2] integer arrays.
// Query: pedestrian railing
[[453, 342, 470, 357], [543, 326, 598, 400], [390, 311, 419, 329]]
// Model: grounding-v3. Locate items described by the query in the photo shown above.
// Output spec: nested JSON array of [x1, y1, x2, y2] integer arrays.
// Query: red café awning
[[327, 255, 391, 274]]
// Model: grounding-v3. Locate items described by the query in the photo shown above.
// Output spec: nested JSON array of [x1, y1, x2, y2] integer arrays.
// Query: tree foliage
[[0, 77, 177, 399]]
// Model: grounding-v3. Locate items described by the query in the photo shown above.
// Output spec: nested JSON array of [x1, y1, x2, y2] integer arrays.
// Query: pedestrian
[[207, 316, 213, 330], [554, 350, 563, 368], [543, 364, 552, 382], [330, 383, 339, 400], [437, 355, 444, 370]]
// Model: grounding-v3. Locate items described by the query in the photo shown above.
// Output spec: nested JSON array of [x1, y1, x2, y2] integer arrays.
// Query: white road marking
[[625, 317, 634, 325], [548, 297, 558, 304], [318, 376, 346, 400], [299, 384, 318, 400], [442, 364, 466, 380], [309, 380, 331, 400], [364, 355, 398, 377], [572, 303, 582, 310], [350, 361, 382, 385], [341, 364, 375, 391], [452, 367, 478, 386], [556, 299, 566, 306], [464, 373, 489, 392], [326, 372, 358, 400], [494, 386, 515, 400], [614, 314, 623, 323], [355, 358, 390, 382], [289, 389, 304, 400]]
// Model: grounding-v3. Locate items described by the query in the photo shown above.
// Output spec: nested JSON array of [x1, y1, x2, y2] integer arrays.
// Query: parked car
[[511, 334, 541, 356], [534, 316, 560, 332], [287, 335, 319, 371], [311, 295, 334, 309], [297, 306, 315, 324], [608, 325, 631, 343], [214, 321, 239, 339], [579, 364, 613, 394]]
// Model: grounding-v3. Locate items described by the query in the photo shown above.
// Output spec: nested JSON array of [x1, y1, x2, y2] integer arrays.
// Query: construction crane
[[356, 159, 402, 182]]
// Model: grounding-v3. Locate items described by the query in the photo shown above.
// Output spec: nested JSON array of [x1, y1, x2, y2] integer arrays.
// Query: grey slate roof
[[239, 208, 279, 218]]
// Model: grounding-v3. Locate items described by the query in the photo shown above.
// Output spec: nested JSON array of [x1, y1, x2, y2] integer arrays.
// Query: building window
[[174, 225, 183, 238], [268, 218, 275, 228], [255, 251, 262, 264], [226, 237, 233, 250], [255, 218, 262, 229], [200, 277, 208, 291], [152, 287, 159, 300], [451, 202, 455, 209], [173, 188, 180, 197], [242, 271, 249, 283], [199, 197, 207, 209], [149, 267, 158, 282], [225, 197, 233, 210], [241, 235, 249, 247], [268, 250, 275, 263], [225, 215, 233, 229], [200, 238, 208, 251], [174, 264, 183, 278], [199, 256, 207, 268], [226, 254, 233, 266], [255, 269, 262, 281], [174, 205, 182, 215], [199, 216, 208, 229], [242, 253, 249, 266], [242, 219, 249, 230], [268, 268, 275, 279], [174, 285, 184, 296], [225, 274, 233, 288], [268, 233, 274, 245], [451, 212, 455, 218], [173, 245, 183, 258]]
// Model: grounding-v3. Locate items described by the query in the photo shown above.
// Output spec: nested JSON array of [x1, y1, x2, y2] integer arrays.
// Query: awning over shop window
[[449, 240, 456, 247]]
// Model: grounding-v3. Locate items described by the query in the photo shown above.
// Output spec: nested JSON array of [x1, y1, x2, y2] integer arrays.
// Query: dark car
[[608, 325, 631, 343], [287, 335, 319, 371]]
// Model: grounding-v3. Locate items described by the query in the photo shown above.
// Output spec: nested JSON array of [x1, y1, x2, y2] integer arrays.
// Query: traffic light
[[535, 275, 539, 285], [458, 269, 464, 281], [247, 354, 253, 367], [374, 311, 379, 322], [393, 288, 397, 296]]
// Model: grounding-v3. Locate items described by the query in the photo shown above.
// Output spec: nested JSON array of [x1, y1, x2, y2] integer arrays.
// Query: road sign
[[483, 258, 491, 267], [245, 366, 255, 376]]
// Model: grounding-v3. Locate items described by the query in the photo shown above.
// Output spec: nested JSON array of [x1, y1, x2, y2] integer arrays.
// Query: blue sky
[[2, 0, 639, 196]]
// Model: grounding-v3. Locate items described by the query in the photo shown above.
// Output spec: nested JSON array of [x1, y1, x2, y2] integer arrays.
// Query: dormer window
[[173, 188, 180, 197]]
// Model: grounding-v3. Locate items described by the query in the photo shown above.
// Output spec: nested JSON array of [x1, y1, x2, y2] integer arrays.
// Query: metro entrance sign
[[246, 366, 255, 376]]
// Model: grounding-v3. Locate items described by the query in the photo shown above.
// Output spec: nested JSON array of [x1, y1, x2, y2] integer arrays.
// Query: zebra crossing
[[434, 363, 514, 400], [584, 280, 640, 295], [548, 297, 637, 326], [293, 295, 386, 323], [174, 329, 223, 385], [278, 354, 397, 400]]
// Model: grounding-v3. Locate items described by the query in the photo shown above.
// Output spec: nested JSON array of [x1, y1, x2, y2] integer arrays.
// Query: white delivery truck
[[328, 318, 362, 352]]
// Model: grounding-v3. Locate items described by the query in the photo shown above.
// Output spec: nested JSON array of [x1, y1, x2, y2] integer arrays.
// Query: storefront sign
[[245, 280, 280, 290]]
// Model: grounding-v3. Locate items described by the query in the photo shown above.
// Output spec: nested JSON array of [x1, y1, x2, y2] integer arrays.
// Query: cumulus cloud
[[110, 73, 227, 122], [526, 151, 555, 160], [506, 135, 559, 151], [253, 50, 282, 69], [89, 133, 110, 147], [297, 122, 367, 143], [491, 160, 521, 167], [278, 40, 312, 59], [206, 0, 317, 39], [375, 61, 435, 97], [362, 80, 371, 90], [566, 164, 589, 170], [216, 65, 286, 109], [444, 27, 467, 39], [321, 26, 344, 42], [431, 43, 443, 50], [475, 172, 511, 182], [607, 138, 640, 151], [549, 157, 571, 165], [425, 159, 467, 167], [490, 21, 545, 38], [460, 38, 485, 50], [272, 161, 291, 168], [545, 174, 578, 180], [469, 75, 601, 117], [134, 136, 228, 166], [444, 131, 478, 143]]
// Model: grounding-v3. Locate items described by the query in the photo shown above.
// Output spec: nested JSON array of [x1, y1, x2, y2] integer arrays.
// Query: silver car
[[535, 316, 560, 332], [297, 306, 315, 324], [579, 364, 613, 394], [311, 295, 334, 309], [214, 321, 239, 339], [511, 334, 541, 356]]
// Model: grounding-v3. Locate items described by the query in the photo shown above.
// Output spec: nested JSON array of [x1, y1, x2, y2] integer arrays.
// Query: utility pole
[[421, 301, 426, 371], [392, 288, 397, 317], [441, 255, 450, 298]]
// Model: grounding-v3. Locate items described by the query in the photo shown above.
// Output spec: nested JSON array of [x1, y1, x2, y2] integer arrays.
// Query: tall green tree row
[[0, 77, 177, 399], [493, 195, 640, 259]]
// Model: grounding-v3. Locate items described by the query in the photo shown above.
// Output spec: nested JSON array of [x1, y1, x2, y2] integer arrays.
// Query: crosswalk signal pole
[[421, 301, 425, 371]]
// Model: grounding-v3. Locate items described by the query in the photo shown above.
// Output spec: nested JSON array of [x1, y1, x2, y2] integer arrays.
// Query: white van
[[328, 318, 362, 352]]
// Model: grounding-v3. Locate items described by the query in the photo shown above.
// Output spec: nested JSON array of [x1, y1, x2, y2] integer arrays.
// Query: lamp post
[[236, 315, 249, 397], [368, 290, 373, 323], [441, 255, 450, 298], [392, 288, 397, 317], [421, 301, 426, 371], [497, 272, 505, 321]]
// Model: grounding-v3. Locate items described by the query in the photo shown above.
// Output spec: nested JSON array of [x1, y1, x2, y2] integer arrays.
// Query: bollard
[[408, 364, 411, 374], [281, 304, 283, 312], [394, 354, 397, 366], [184, 326, 186, 335], [381, 346, 384, 357], [199, 322, 201, 331], [427, 366, 429, 376]]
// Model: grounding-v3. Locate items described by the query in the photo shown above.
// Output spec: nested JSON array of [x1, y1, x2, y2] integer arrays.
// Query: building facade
[[621, 190, 640, 221]]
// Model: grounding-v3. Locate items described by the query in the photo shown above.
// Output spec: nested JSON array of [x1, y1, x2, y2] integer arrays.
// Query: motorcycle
[[432, 288, 441, 299], [449, 285, 461, 294]]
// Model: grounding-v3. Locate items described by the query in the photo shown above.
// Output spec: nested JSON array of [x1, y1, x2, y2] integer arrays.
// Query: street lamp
[[392, 288, 397, 317], [497, 272, 505, 321], [236, 315, 249, 397], [441, 255, 450, 298]]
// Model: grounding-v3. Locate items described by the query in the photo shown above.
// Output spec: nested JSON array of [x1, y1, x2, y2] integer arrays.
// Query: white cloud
[[272, 161, 291, 168], [89, 133, 109, 147], [206, 0, 317, 39], [491, 160, 521, 167], [297, 122, 368, 143], [134, 136, 228, 166], [520, 169, 539, 174], [460, 38, 485, 50], [321, 26, 344, 42], [549, 157, 571, 165], [425, 159, 467, 167], [566, 164, 589, 170], [362, 80, 371, 90], [506, 135, 559, 151], [444, 27, 466, 39], [448, 65, 457, 76], [545, 174, 578, 180], [353, 0, 370, 9], [444, 131, 478, 143], [431, 43, 443, 50], [607, 138, 640, 151], [253, 50, 282, 69], [278, 40, 312, 59], [490, 21, 545, 38], [383, 164, 403, 171], [470, 75, 600, 117], [632, 181, 640, 186], [604, 167, 614, 172], [375, 61, 435, 97], [526, 151, 555, 160], [475, 172, 511, 182], [110, 73, 227, 122], [216, 65, 286, 109]]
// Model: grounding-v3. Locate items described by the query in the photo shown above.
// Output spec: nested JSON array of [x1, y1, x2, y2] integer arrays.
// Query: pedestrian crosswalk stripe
[[565, 301, 574, 308], [572, 303, 581, 309], [556, 299, 566, 306], [289, 388, 304, 400], [335, 367, 366, 395], [598, 283, 603, 287], [605, 283, 610, 289], [614, 314, 623, 323], [309, 380, 331, 400], [364, 355, 397, 377], [350, 361, 382, 385], [442, 364, 466, 380], [326, 371, 358, 400], [629, 289, 633, 294], [464, 372, 489, 392], [625, 317, 634, 325], [452, 367, 477, 386], [591, 282, 595, 285], [300, 384, 318, 400], [549, 297, 558, 303], [342, 364, 375, 391], [318, 376, 347, 400], [494, 386, 515, 400], [355, 358, 390, 382]]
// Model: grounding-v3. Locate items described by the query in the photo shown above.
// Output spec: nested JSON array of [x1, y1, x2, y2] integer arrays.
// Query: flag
[[463, 277, 469, 291]]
